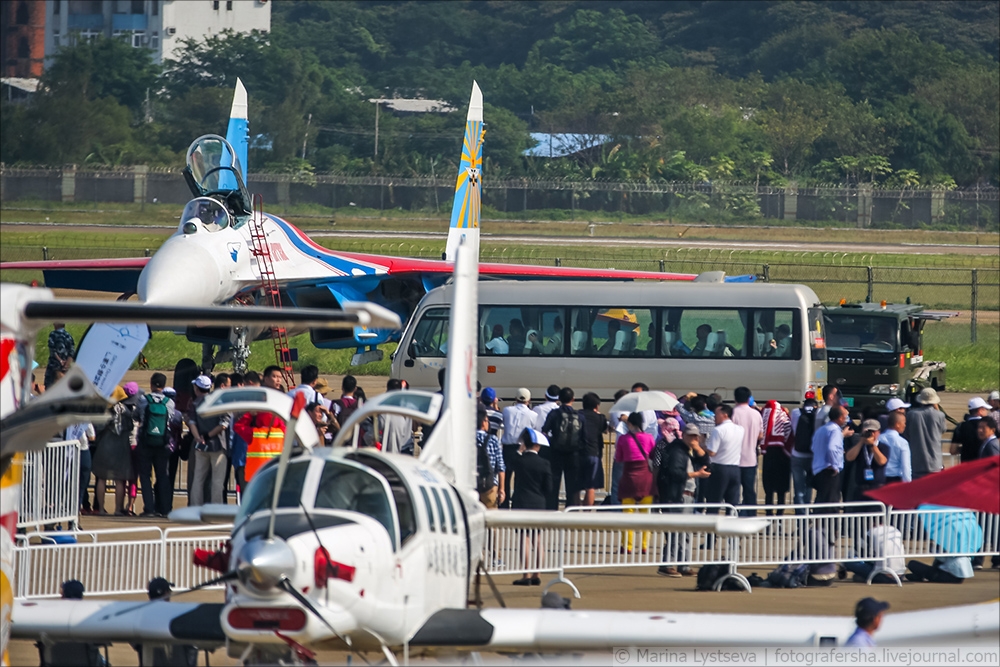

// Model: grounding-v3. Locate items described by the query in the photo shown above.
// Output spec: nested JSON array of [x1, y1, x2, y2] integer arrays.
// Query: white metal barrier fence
[[13, 505, 999, 599], [484, 503, 1000, 592], [14, 525, 232, 599], [18, 440, 80, 531]]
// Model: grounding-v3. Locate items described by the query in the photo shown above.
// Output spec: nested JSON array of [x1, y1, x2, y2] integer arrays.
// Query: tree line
[[1, 1, 997, 193]]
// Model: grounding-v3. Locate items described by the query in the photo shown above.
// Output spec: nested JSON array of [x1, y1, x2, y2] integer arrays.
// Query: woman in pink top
[[615, 412, 656, 553]]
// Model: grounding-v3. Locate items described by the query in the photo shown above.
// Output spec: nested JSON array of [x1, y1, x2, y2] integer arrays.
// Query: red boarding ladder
[[248, 194, 295, 389]]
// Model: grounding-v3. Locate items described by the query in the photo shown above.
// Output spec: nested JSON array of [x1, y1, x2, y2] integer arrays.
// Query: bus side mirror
[[405, 341, 416, 367]]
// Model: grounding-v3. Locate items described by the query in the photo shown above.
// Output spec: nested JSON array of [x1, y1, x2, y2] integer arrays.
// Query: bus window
[[569, 307, 651, 357], [659, 309, 746, 358], [752, 309, 799, 359], [410, 307, 449, 357], [809, 308, 827, 361], [479, 306, 565, 356]]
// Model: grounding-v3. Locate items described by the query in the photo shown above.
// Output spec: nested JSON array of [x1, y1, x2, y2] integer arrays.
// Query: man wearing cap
[[844, 598, 889, 647], [653, 423, 710, 577], [186, 375, 230, 507], [878, 397, 909, 432], [904, 387, 946, 479], [481, 387, 504, 437], [533, 385, 561, 431], [880, 411, 911, 483], [36, 581, 106, 667], [501, 388, 536, 507], [988, 390, 999, 425], [135, 579, 199, 667], [476, 407, 505, 508], [844, 420, 889, 502], [951, 397, 991, 464]]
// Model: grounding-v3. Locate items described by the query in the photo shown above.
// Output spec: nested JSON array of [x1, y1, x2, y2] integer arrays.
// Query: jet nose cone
[[138, 236, 223, 306]]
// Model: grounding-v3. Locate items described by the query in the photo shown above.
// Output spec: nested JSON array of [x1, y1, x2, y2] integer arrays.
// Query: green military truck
[[823, 302, 956, 416]]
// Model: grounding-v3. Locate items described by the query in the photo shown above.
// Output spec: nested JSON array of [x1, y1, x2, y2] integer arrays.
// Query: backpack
[[794, 407, 816, 455], [549, 408, 582, 453], [476, 436, 496, 493], [335, 396, 359, 427], [143, 394, 169, 447], [696, 564, 724, 591]]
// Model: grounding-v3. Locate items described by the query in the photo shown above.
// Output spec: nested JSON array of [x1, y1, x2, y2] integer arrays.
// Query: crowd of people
[[31, 320, 999, 588]]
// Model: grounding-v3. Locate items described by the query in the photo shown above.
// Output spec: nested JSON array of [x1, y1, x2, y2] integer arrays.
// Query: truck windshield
[[825, 314, 898, 353]]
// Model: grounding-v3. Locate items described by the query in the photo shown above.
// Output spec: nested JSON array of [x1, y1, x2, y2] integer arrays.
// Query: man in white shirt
[[815, 384, 841, 428], [533, 384, 561, 430], [501, 387, 537, 508], [704, 404, 744, 506], [731, 386, 763, 514], [287, 365, 320, 406]]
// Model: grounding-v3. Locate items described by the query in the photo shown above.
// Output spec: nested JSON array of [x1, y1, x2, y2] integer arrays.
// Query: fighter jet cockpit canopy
[[182, 134, 253, 223], [181, 197, 231, 234]]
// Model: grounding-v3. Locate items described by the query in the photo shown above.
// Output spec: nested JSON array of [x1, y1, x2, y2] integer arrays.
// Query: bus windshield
[[825, 314, 898, 352]]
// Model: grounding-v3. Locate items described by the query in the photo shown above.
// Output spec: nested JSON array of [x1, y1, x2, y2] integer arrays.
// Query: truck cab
[[824, 302, 953, 416]]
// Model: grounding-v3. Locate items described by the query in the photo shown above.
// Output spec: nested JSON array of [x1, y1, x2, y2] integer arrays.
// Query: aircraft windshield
[[186, 135, 244, 193], [236, 460, 311, 526], [315, 461, 398, 549], [181, 197, 231, 232], [826, 314, 899, 352]]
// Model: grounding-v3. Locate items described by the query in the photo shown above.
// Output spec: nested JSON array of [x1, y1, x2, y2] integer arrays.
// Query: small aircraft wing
[[12, 600, 226, 647], [410, 601, 999, 650], [485, 510, 769, 536]]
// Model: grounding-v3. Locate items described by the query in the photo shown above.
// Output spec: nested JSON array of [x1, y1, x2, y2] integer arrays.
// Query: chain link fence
[[3, 243, 996, 343], [3, 166, 998, 230]]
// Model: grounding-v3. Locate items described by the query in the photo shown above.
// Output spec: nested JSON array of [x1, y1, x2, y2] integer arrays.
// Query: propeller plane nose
[[237, 538, 296, 592]]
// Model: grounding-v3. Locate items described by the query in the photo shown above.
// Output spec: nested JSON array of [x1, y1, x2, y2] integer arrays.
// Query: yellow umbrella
[[596, 308, 640, 334]]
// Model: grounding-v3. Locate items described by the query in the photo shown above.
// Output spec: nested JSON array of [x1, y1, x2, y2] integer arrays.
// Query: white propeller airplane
[[8, 243, 999, 665], [0, 282, 401, 666]]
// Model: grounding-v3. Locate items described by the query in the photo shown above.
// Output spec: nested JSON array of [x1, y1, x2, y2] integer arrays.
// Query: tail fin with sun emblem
[[444, 82, 483, 263]]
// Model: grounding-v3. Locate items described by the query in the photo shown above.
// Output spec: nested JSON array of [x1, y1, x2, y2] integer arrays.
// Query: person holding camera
[[844, 419, 890, 502]]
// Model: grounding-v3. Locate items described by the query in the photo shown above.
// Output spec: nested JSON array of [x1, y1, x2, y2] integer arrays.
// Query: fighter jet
[[0, 81, 743, 371]]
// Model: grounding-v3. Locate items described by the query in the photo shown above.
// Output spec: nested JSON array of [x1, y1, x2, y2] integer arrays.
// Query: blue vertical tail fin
[[219, 78, 249, 190]]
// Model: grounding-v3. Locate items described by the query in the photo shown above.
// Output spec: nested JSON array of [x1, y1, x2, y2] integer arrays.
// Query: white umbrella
[[610, 390, 679, 414]]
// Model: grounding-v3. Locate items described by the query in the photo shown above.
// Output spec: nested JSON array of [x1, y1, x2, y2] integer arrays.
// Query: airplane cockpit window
[[315, 461, 398, 550], [184, 134, 252, 217], [181, 197, 231, 232], [236, 460, 311, 527]]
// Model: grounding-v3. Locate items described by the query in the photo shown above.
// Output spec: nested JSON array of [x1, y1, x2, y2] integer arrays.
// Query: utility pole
[[374, 101, 380, 159], [301, 112, 312, 160]]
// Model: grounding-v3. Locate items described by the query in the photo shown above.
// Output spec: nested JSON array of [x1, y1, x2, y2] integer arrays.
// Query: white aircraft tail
[[444, 81, 483, 263], [419, 240, 478, 492]]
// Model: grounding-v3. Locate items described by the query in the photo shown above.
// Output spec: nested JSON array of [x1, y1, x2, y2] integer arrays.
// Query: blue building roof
[[524, 133, 612, 158]]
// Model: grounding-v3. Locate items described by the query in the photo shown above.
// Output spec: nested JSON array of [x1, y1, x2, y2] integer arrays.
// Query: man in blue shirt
[[844, 598, 889, 647], [811, 405, 852, 505], [879, 412, 911, 483]]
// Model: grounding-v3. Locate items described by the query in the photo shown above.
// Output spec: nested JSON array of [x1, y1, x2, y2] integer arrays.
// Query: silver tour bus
[[391, 279, 828, 404]]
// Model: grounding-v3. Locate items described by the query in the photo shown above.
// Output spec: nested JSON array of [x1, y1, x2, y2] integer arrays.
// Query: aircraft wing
[[334, 251, 704, 282], [410, 601, 1000, 650], [485, 510, 769, 536], [0, 257, 150, 293], [12, 600, 226, 647]]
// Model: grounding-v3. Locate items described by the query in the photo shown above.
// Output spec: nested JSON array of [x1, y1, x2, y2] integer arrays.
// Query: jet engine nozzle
[[236, 537, 296, 593]]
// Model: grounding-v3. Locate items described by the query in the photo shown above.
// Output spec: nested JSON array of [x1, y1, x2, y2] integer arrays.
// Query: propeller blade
[[107, 571, 237, 619], [277, 577, 340, 639], [268, 391, 307, 541]]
